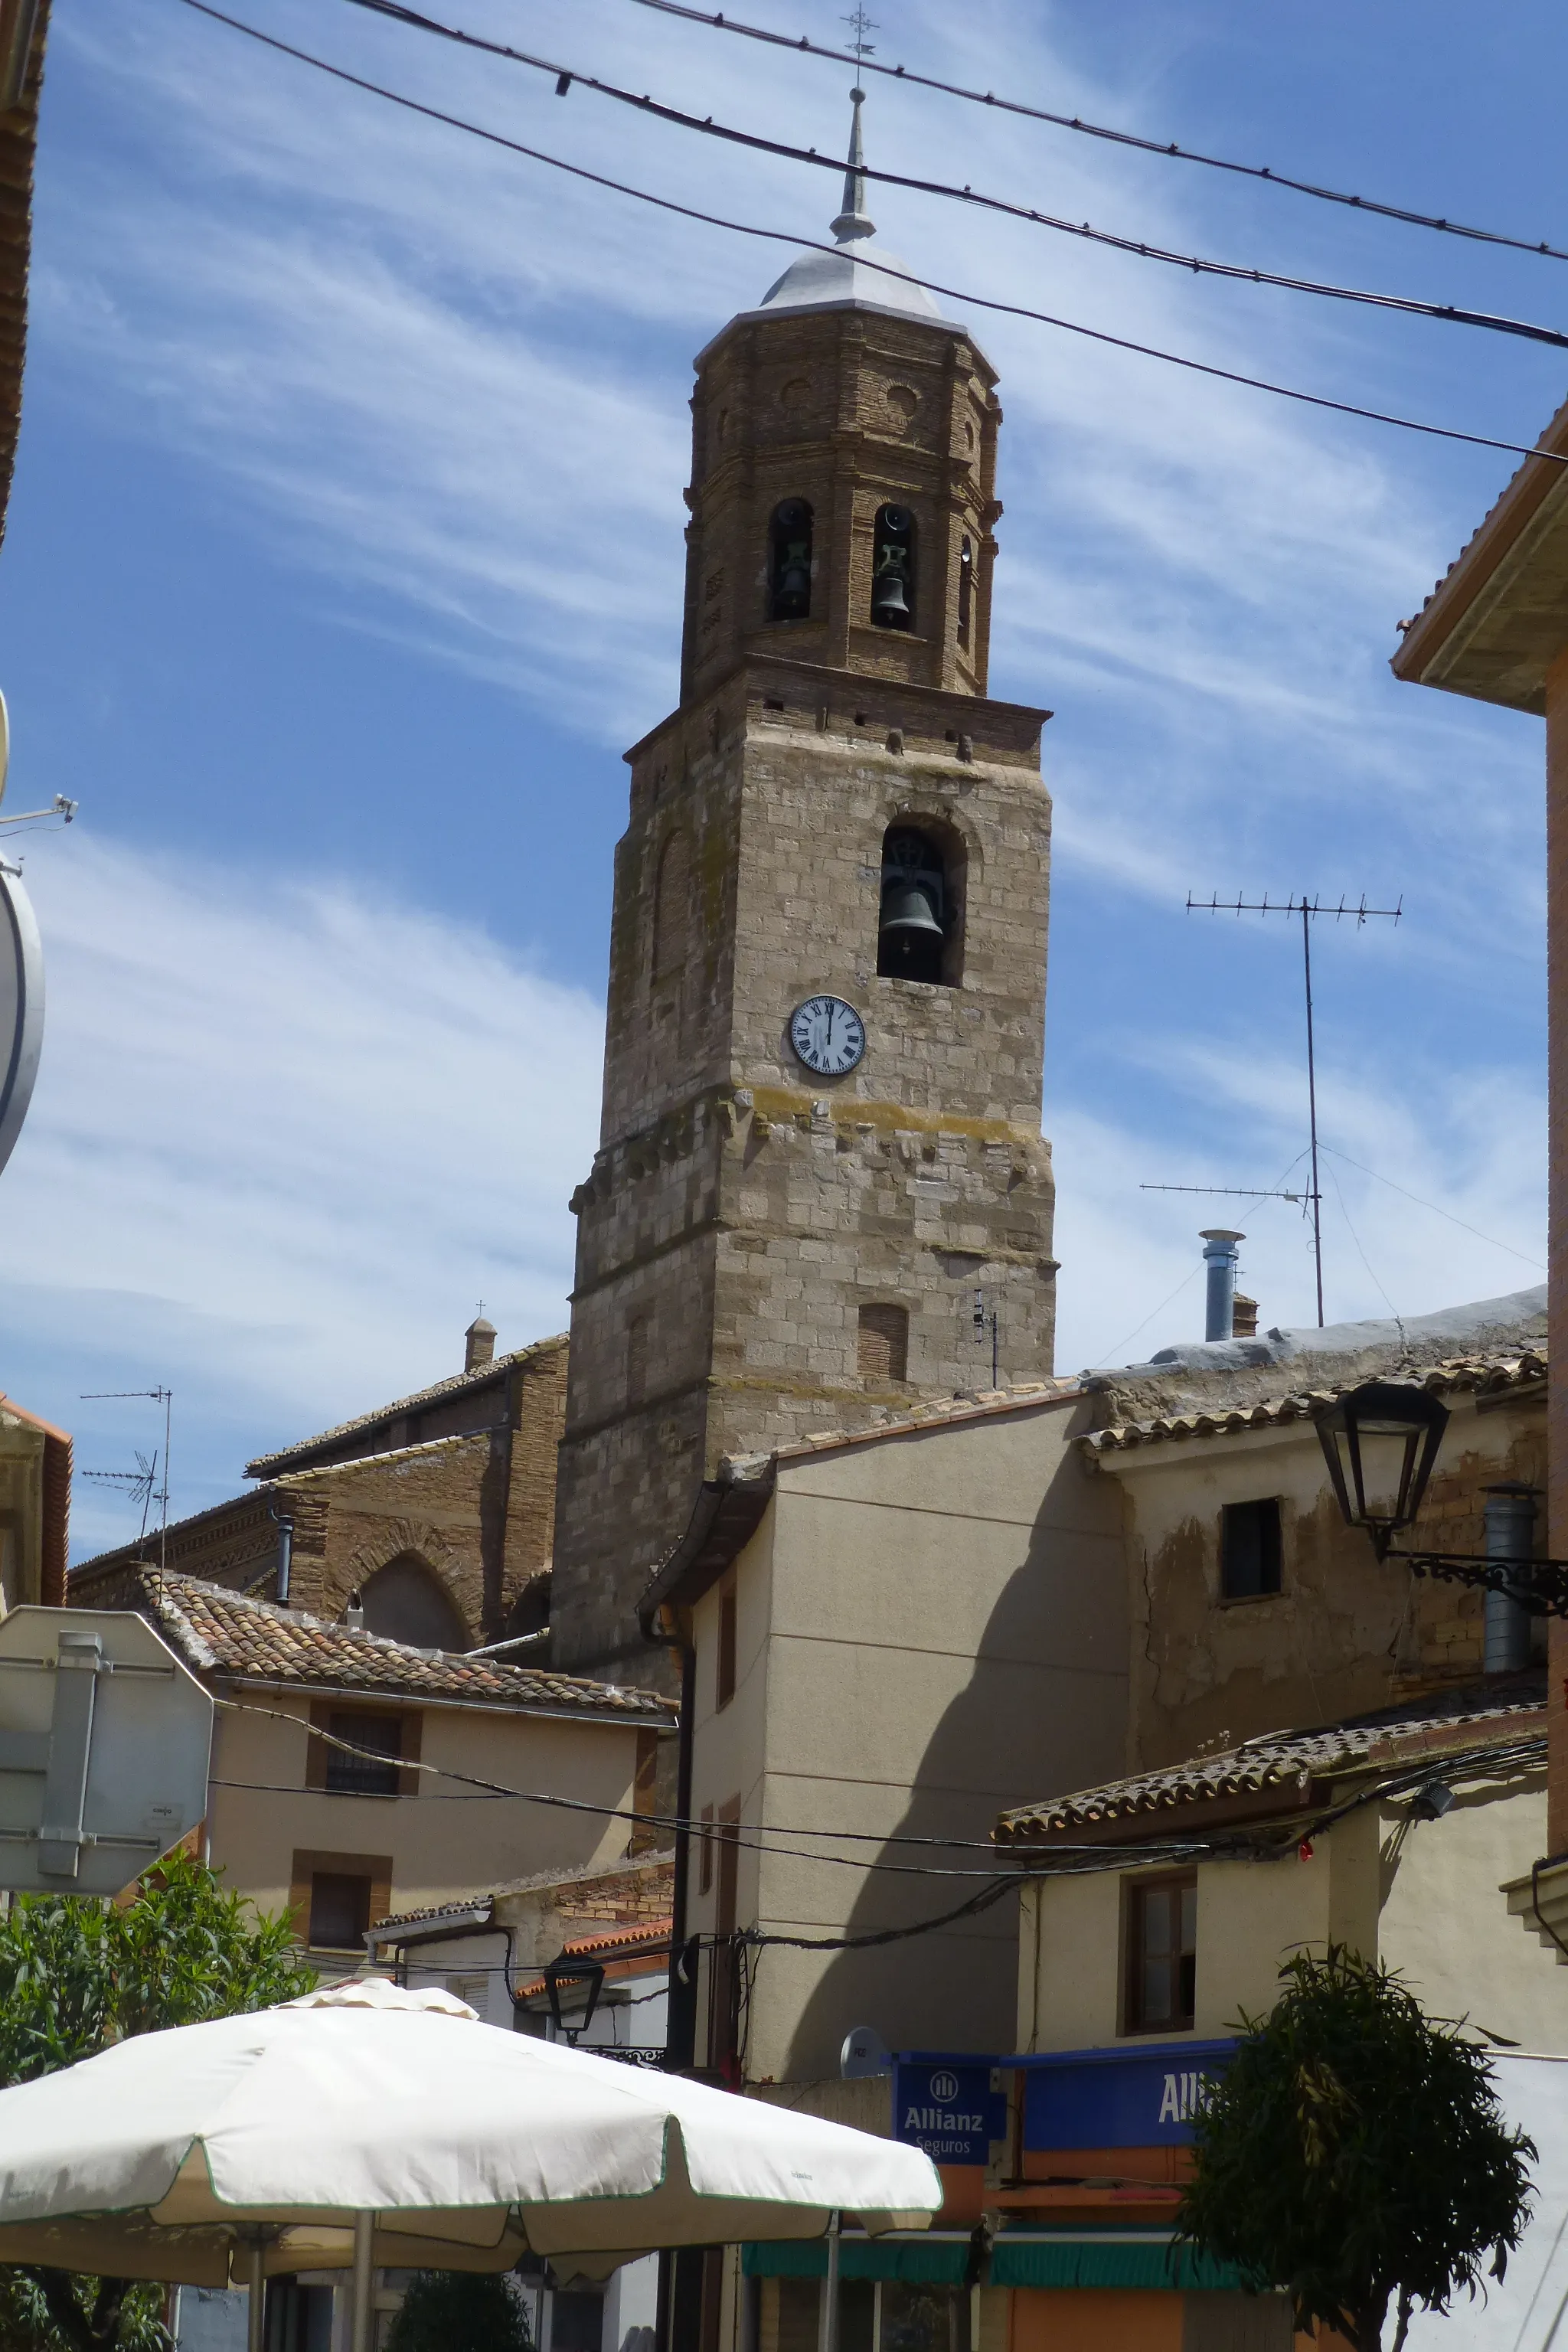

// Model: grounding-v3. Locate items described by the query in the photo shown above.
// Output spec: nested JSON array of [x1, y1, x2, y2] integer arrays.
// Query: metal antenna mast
[[1187, 893, 1402, 1328], [80, 1387, 172, 1593]]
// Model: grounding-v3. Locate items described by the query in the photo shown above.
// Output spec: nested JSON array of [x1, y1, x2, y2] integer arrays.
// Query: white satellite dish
[[0, 854, 42, 1178], [0, 686, 11, 805], [0, 1608, 214, 1895], [841, 2024, 893, 2079]]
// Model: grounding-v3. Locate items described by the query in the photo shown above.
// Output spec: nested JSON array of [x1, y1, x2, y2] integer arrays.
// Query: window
[[768, 498, 813, 621], [324, 1710, 401, 1796], [1125, 1873, 1197, 2034], [550, 2292, 604, 2352], [870, 504, 916, 629], [957, 534, 974, 650], [877, 824, 959, 986], [858, 1303, 909, 1383], [309, 1870, 372, 1952], [716, 1580, 737, 1709], [1221, 1498, 1283, 1600]]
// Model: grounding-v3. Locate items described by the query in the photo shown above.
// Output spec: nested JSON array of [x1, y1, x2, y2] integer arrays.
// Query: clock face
[[789, 995, 866, 1076]]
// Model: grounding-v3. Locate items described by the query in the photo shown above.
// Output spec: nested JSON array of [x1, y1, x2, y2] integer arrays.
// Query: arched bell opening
[[877, 822, 962, 987], [768, 498, 813, 622], [870, 504, 916, 632], [354, 1553, 469, 1651]]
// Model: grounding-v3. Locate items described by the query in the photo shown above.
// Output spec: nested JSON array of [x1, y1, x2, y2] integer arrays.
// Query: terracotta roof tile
[[995, 1673, 1546, 1844], [1084, 1350, 1545, 1457], [127, 1570, 675, 1722]]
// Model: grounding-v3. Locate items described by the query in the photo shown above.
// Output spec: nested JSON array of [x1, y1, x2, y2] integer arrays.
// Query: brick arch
[[335, 1519, 475, 1649]]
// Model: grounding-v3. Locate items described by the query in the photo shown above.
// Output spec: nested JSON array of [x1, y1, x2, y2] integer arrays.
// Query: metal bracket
[[1391, 1550, 1568, 1619]]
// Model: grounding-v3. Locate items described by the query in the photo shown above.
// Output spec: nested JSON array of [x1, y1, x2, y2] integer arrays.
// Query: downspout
[[267, 1498, 295, 1606]]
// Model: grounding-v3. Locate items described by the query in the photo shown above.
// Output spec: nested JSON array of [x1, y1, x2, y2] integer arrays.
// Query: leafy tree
[[384, 2272, 534, 2352], [1177, 1945, 1536, 2352], [0, 1852, 317, 2352]]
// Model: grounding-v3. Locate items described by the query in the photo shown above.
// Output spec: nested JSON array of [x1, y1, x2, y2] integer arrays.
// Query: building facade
[[0, 1389, 70, 1610], [551, 129, 1057, 1689], [73, 1323, 566, 1651]]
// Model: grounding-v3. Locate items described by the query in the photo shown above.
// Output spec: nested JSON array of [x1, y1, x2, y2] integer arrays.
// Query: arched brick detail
[[327, 1519, 477, 1643]]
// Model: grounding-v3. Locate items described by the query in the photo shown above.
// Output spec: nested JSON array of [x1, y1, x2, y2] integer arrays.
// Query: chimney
[[1200, 1230, 1244, 1342], [464, 1315, 497, 1375], [1230, 1294, 1259, 1341]]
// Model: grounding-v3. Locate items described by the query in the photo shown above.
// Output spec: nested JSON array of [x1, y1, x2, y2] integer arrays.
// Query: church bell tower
[[550, 99, 1057, 1683]]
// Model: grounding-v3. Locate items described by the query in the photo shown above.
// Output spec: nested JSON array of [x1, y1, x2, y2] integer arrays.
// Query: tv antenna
[[81, 1451, 160, 1539], [80, 1387, 172, 1591], [1187, 893, 1403, 1327]]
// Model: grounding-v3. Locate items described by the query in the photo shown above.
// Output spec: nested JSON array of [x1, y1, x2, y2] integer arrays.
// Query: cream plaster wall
[[1018, 1784, 1563, 2060], [1378, 1773, 1565, 2049], [685, 1392, 1128, 2082], [204, 1687, 645, 1930], [1101, 1390, 1546, 1768]]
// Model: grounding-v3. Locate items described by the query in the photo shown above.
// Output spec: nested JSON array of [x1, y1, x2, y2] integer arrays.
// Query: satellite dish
[[840, 2024, 892, 2080], [0, 856, 42, 1178], [0, 1608, 214, 1895], [0, 688, 11, 805]]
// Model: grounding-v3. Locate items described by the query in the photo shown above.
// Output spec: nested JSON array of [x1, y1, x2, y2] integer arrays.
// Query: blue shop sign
[[893, 2057, 1008, 2167], [1021, 2039, 1237, 2151]]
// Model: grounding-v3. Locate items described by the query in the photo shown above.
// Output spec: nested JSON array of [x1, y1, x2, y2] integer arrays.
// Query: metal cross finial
[[841, 5, 877, 60]]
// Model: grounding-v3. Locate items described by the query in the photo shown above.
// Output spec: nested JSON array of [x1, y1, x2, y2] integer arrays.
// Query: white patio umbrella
[[0, 1981, 939, 2352]]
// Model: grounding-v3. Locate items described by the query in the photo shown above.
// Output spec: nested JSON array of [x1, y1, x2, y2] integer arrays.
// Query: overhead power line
[[622, 0, 1568, 269], [332, 0, 1568, 356], [167, 0, 1568, 475]]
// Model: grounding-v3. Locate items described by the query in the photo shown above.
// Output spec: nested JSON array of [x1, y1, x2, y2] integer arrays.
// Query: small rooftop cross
[[841, 5, 877, 60]]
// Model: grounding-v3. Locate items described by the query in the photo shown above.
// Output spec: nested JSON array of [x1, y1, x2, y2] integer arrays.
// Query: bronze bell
[[871, 564, 911, 627], [775, 557, 810, 617], [879, 880, 943, 939]]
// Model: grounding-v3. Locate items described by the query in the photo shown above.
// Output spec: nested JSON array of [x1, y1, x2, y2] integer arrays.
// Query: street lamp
[[1315, 1379, 1568, 1617], [542, 1955, 606, 2046], [1313, 1380, 1449, 1561]]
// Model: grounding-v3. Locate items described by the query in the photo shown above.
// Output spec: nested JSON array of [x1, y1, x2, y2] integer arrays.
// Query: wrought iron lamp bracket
[[1388, 1550, 1568, 1619]]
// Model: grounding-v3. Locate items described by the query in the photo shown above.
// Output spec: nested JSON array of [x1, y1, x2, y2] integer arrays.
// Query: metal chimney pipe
[[1200, 1230, 1245, 1343], [1484, 1484, 1537, 1674]]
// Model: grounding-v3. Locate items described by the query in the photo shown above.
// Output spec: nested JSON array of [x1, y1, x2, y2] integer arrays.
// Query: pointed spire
[[830, 87, 876, 244]]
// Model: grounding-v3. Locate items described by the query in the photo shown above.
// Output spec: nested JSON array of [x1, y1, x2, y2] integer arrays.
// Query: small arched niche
[[652, 830, 693, 985], [877, 822, 963, 987], [870, 504, 916, 632], [355, 1554, 468, 1651], [768, 499, 813, 622]]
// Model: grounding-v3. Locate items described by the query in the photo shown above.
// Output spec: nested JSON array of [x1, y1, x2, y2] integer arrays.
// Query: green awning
[[990, 2231, 1246, 2292], [742, 2236, 972, 2284]]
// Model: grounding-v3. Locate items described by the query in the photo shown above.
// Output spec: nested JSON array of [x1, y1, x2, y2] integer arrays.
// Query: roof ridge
[[244, 1331, 568, 1475], [1087, 1348, 1547, 1455]]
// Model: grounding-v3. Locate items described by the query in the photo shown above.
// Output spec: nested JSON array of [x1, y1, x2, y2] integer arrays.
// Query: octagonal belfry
[[550, 100, 1057, 1686]]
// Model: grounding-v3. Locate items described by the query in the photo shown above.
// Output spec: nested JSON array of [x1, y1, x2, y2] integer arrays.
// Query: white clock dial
[[789, 995, 866, 1076]]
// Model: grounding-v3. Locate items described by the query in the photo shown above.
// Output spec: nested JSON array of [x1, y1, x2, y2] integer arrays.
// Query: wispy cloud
[[8, 829, 602, 1553]]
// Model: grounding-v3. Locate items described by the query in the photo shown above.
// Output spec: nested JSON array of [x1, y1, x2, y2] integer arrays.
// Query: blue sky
[[0, 0, 1556, 1553]]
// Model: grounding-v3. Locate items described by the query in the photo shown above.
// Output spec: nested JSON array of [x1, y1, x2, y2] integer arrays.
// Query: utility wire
[[622, 0, 1568, 270], [1318, 1142, 1547, 1271], [331, 0, 1568, 357], [168, 0, 1568, 475]]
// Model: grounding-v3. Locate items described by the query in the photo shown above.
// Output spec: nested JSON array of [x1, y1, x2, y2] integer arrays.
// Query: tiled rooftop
[[245, 1331, 566, 1477], [131, 1570, 675, 1722], [995, 1672, 1546, 1846], [1085, 1350, 1545, 1456], [375, 1851, 677, 1936]]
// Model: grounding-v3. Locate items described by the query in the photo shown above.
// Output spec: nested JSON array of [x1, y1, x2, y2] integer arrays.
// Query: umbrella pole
[[817, 2211, 840, 2352], [350, 2210, 377, 2352], [246, 2237, 266, 2352]]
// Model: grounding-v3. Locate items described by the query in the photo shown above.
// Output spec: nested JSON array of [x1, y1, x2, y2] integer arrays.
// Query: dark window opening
[[871, 504, 916, 630], [309, 1870, 372, 1952], [1221, 1498, 1283, 1599], [324, 1710, 400, 1797], [878, 825, 955, 987], [1126, 1873, 1197, 2034], [768, 498, 813, 621], [858, 1303, 909, 1383], [716, 1581, 737, 1710], [550, 2292, 604, 2352], [957, 534, 975, 649]]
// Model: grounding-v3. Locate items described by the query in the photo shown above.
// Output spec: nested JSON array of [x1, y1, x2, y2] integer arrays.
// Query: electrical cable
[[325, 0, 1568, 355], [1318, 1142, 1547, 1272], [621, 0, 1568, 270], [168, 0, 1568, 479]]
